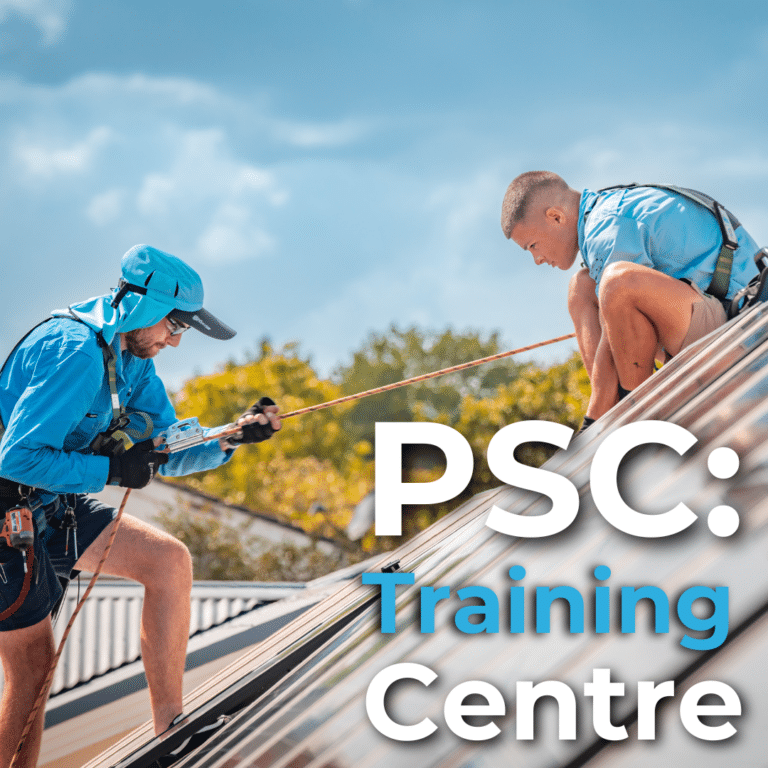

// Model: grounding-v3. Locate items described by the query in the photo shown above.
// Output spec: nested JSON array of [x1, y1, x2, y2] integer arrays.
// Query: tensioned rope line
[[277, 332, 577, 420], [11, 329, 575, 762], [146, 331, 577, 452]]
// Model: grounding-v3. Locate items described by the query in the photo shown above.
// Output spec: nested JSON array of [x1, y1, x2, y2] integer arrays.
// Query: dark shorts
[[0, 494, 116, 631]]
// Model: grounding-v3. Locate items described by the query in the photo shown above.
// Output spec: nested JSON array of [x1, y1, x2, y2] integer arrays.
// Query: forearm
[[568, 269, 601, 378]]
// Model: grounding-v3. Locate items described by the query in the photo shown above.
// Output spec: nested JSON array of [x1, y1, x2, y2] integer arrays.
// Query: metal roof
[[48, 580, 305, 697], [84, 301, 768, 768], [39, 561, 378, 767]]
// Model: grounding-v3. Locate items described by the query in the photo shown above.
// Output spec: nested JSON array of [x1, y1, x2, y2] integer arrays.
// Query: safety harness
[[0, 504, 34, 622], [594, 183, 743, 303]]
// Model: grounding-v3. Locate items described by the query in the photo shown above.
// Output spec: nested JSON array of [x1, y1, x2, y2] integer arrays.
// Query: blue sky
[[1, 0, 768, 389]]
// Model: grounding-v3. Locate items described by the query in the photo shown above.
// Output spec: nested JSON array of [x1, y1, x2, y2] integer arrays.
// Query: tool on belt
[[0, 504, 35, 622]]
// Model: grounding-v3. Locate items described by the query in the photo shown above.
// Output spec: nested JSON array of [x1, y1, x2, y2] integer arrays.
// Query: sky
[[1, 0, 768, 389]]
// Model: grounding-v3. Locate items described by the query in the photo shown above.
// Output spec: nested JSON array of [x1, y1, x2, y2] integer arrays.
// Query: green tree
[[156, 504, 260, 581], [333, 325, 525, 445]]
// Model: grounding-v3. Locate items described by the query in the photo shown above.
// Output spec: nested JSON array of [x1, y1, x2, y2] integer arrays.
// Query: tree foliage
[[172, 340, 373, 538], [333, 325, 525, 445], [156, 504, 260, 581], [156, 503, 356, 582]]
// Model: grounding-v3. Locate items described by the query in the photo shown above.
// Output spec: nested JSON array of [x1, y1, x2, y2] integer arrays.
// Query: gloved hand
[[107, 439, 169, 488], [229, 396, 281, 445]]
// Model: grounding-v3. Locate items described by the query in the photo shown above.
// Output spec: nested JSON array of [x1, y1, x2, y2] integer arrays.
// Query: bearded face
[[123, 327, 164, 358]]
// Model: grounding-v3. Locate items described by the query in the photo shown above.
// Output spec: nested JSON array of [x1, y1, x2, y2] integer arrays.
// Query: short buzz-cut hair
[[500, 171, 569, 239]]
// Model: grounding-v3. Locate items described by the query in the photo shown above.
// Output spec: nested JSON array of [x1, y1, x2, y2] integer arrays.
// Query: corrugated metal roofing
[[50, 580, 303, 696], [39, 562, 379, 767], [85, 302, 768, 768]]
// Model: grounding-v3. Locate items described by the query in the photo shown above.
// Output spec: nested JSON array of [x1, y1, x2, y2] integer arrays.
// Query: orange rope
[[279, 332, 577, 419], [177, 331, 577, 446], [11, 489, 132, 766]]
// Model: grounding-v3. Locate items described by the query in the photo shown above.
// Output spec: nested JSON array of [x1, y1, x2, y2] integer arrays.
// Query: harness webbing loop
[[0, 547, 33, 622]]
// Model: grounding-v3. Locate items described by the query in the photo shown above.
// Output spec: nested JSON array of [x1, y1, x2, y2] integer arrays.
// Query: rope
[[10, 489, 132, 766], [171, 331, 577, 448], [0, 548, 33, 623], [279, 332, 577, 419]]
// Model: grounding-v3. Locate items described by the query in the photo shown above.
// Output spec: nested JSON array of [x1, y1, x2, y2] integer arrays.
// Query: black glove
[[230, 396, 278, 445], [108, 439, 169, 488]]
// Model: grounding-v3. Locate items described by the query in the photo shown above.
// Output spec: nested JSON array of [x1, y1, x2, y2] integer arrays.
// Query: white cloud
[[136, 172, 177, 217], [133, 129, 284, 211], [86, 188, 125, 226], [0, 73, 294, 263], [0, 72, 368, 150], [273, 118, 368, 148], [0, 73, 368, 282], [0, 0, 71, 45], [66, 72, 224, 107], [196, 203, 275, 264], [13, 125, 112, 178], [427, 171, 501, 253], [128, 128, 285, 263]]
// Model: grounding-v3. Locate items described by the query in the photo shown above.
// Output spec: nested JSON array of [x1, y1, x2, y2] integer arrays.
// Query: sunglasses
[[165, 317, 191, 336]]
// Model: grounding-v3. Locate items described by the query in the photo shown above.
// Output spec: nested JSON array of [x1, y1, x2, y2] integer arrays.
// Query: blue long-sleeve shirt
[[0, 317, 231, 499]]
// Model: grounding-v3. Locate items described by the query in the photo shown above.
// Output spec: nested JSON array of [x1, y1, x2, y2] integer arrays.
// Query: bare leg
[[598, 262, 702, 390], [0, 617, 55, 768], [74, 514, 193, 734]]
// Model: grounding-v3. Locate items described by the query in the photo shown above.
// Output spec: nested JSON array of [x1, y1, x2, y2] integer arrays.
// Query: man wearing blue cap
[[0, 245, 280, 767]]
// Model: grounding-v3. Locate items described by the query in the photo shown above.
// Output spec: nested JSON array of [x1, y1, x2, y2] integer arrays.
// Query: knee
[[2, 627, 56, 690], [144, 536, 193, 595], [567, 268, 597, 321], [165, 537, 193, 592], [598, 262, 644, 317]]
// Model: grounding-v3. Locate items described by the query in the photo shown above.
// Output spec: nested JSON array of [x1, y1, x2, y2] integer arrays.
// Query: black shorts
[[0, 494, 116, 631]]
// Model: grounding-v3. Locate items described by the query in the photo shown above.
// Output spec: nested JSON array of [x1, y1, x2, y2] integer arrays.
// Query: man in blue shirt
[[0, 245, 281, 767], [500, 171, 760, 427]]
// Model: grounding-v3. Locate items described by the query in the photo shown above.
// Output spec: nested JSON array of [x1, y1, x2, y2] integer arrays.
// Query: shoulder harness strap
[[595, 183, 741, 301]]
